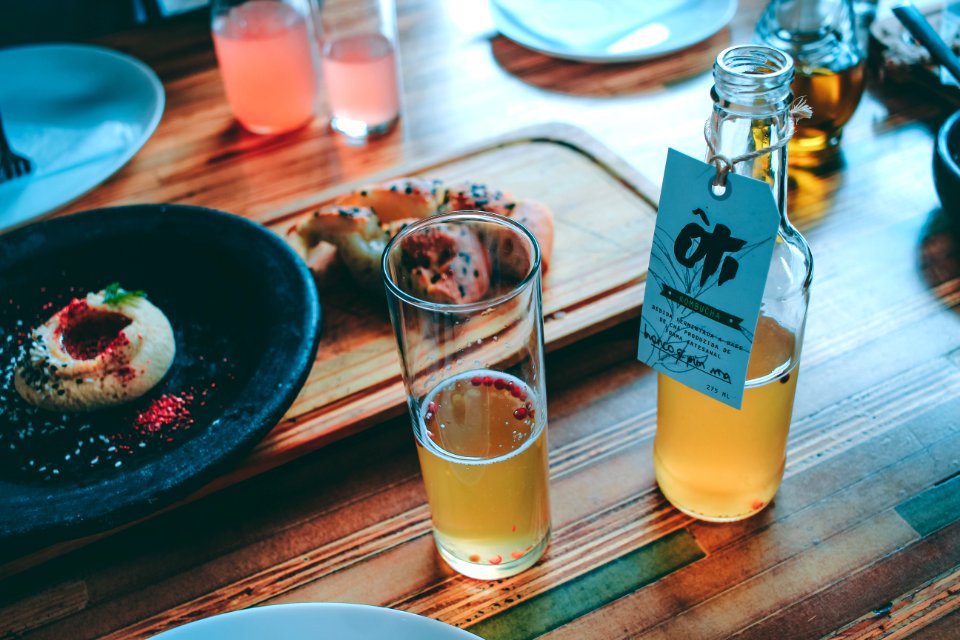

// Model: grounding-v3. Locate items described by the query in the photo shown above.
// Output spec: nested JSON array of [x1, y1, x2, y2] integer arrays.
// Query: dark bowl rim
[[936, 110, 960, 179]]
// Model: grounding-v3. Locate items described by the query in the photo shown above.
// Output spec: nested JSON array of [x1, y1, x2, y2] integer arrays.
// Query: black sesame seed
[[780, 373, 791, 384], [458, 285, 466, 298]]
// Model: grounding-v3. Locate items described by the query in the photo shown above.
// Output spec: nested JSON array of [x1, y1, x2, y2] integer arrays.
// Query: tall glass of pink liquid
[[316, 0, 401, 140], [212, 0, 319, 134]]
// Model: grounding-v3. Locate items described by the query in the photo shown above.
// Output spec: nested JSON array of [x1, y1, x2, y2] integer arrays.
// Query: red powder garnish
[[0, 286, 240, 483], [511, 551, 525, 560], [56, 298, 91, 324], [114, 365, 137, 384], [59, 308, 131, 360], [751, 500, 765, 511], [488, 555, 502, 565], [133, 393, 195, 434]]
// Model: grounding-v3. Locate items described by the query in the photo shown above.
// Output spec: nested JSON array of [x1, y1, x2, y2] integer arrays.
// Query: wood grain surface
[[1, 0, 959, 638]]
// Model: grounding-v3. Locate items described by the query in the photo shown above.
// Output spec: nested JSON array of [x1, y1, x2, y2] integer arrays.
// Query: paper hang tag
[[637, 149, 781, 409]]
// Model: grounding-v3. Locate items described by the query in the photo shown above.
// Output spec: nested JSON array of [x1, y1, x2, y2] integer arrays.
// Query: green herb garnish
[[102, 282, 147, 306]]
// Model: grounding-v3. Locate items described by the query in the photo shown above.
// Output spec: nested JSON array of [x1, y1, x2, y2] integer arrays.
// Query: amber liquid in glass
[[654, 315, 799, 521], [790, 61, 866, 163], [416, 370, 550, 578]]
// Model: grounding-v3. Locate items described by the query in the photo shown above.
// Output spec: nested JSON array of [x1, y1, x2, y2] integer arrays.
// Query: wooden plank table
[[2, 1, 960, 638]]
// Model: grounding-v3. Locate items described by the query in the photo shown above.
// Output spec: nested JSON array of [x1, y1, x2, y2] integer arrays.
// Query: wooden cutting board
[[206, 123, 660, 492]]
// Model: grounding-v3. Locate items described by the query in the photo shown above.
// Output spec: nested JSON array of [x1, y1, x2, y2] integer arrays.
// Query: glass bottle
[[314, 0, 402, 140], [654, 45, 814, 522], [211, 0, 320, 134], [756, 0, 865, 166]]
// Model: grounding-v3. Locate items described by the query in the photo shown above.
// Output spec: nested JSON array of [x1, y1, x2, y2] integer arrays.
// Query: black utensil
[[892, 1, 960, 85]]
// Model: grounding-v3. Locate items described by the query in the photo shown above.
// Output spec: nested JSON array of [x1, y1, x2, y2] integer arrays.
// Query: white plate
[[149, 603, 483, 639], [0, 44, 164, 232], [490, 0, 738, 63]]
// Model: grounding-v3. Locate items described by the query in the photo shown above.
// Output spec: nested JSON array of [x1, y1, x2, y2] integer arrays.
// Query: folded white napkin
[[5, 121, 138, 179], [494, 0, 688, 50]]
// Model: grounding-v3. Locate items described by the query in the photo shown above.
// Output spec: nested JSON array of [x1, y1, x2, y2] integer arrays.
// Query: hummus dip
[[14, 286, 175, 412]]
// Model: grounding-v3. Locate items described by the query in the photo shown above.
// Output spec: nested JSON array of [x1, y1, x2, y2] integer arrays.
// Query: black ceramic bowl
[[0, 205, 321, 552], [934, 110, 960, 217]]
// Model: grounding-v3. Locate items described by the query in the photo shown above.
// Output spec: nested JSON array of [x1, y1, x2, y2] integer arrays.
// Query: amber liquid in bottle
[[790, 60, 866, 163], [655, 315, 799, 521]]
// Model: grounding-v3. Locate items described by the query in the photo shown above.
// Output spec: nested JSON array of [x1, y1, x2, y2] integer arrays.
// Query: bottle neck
[[709, 90, 791, 218], [709, 45, 794, 221]]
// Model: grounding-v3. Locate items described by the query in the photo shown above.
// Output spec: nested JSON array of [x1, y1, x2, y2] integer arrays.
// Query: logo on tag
[[637, 149, 780, 409]]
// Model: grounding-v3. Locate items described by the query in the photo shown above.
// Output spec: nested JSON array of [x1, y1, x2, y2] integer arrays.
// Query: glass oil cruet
[[654, 45, 814, 522], [756, 0, 865, 166]]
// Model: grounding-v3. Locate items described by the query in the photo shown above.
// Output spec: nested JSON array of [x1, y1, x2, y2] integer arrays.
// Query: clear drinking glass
[[382, 211, 550, 579], [211, 0, 320, 134], [314, 0, 402, 140], [756, 0, 866, 166]]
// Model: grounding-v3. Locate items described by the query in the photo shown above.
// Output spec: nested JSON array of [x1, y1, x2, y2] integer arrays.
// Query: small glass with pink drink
[[314, 0, 402, 140], [212, 0, 320, 134]]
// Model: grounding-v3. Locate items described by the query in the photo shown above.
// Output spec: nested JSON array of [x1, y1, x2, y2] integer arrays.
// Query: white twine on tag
[[704, 98, 813, 188]]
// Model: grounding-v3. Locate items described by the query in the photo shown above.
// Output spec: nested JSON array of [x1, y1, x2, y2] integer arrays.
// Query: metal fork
[[0, 109, 32, 182]]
